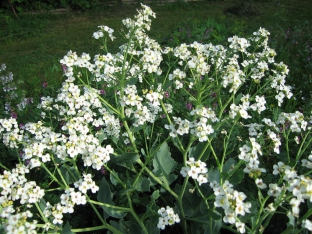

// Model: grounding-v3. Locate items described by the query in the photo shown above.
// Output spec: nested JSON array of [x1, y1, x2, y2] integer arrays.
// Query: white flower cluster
[[42, 175, 99, 226], [121, 84, 164, 127], [3, 210, 37, 234], [211, 180, 251, 233], [238, 138, 266, 178], [180, 157, 208, 185], [228, 36, 250, 52], [93, 25, 115, 41], [269, 161, 312, 223], [302, 151, 312, 169], [0, 117, 22, 148], [277, 111, 308, 133], [165, 107, 218, 142], [0, 164, 44, 233], [157, 206, 180, 230], [229, 94, 267, 120], [221, 56, 246, 94]]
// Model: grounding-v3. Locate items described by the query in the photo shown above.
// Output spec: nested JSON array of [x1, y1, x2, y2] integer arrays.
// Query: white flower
[[157, 207, 179, 230], [302, 219, 312, 231], [255, 178, 267, 189], [188, 166, 201, 179], [267, 183, 282, 197], [236, 221, 246, 233]]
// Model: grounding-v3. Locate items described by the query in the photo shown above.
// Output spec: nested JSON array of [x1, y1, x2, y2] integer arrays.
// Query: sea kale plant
[[1, 4, 312, 234]]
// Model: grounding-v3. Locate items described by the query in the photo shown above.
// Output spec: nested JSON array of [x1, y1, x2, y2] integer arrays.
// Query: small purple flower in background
[[95, 125, 102, 131], [11, 111, 17, 119], [42, 82, 48, 88], [100, 166, 106, 175], [61, 64, 67, 72], [160, 114, 166, 119], [100, 89, 106, 95], [24, 159, 30, 166], [186, 102, 193, 110], [164, 91, 170, 98]]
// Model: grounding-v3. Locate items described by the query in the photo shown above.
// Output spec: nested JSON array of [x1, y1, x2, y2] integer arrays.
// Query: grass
[[0, 0, 311, 104]]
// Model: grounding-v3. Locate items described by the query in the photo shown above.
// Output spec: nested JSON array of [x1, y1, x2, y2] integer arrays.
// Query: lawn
[[1, 0, 311, 102]]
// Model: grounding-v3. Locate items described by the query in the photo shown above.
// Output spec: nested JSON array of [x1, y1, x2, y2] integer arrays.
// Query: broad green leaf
[[174, 183, 202, 217], [59, 165, 80, 184], [124, 221, 142, 234], [146, 219, 160, 234], [207, 209, 222, 220], [61, 221, 74, 234], [110, 220, 127, 233], [134, 177, 150, 192], [97, 177, 127, 219], [109, 169, 119, 186], [208, 169, 220, 184], [110, 152, 139, 171], [228, 168, 244, 185], [203, 217, 222, 234], [60, 165, 70, 184], [38, 198, 47, 212], [152, 142, 177, 186], [151, 190, 160, 200], [104, 207, 127, 219], [222, 158, 237, 173], [97, 129, 106, 144], [188, 141, 210, 161], [235, 93, 243, 104], [97, 177, 113, 204]]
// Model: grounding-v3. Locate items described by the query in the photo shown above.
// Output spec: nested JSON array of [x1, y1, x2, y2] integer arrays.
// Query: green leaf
[[208, 169, 220, 184], [146, 219, 160, 234], [203, 217, 222, 234], [97, 129, 106, 144], [151, 190, 160, 200], [97, 177, 113, 204], [60, 165, 70, 184], [188, 141, 210, 161], [134, 177, 150, 192], [59, 165, 80, 184], [97, 177, 127, 219], [207, 209, 222, 220], [110, 152, 139, 172], [222, 158, 237, 173], [61, 221, 74, 234], [174, 182, 202, 217], [235, 92, 243, 104], [152, 142, 177, 186], [110, 220, 127, 233], [228, 168, 244, 185], [110, 169, 119, 186]]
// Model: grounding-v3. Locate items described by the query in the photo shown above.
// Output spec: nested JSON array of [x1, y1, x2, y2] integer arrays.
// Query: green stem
[[71, 225, 122, 233], [0, 161, 9, 170], [127, 192, 148, 234], [103, 164, 126, 188], [207, 137, 221, 168], [35, 202, 48, 223], [88, 199, 131, 212], [220, 118, 238, 172], [283, 130, 291, 164], [40, 161, 65, 189], [295, 131, 312, 164], [136, 158, 178, 199]]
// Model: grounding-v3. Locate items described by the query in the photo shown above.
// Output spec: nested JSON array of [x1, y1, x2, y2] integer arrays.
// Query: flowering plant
[[1, 4, 312, 234]]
